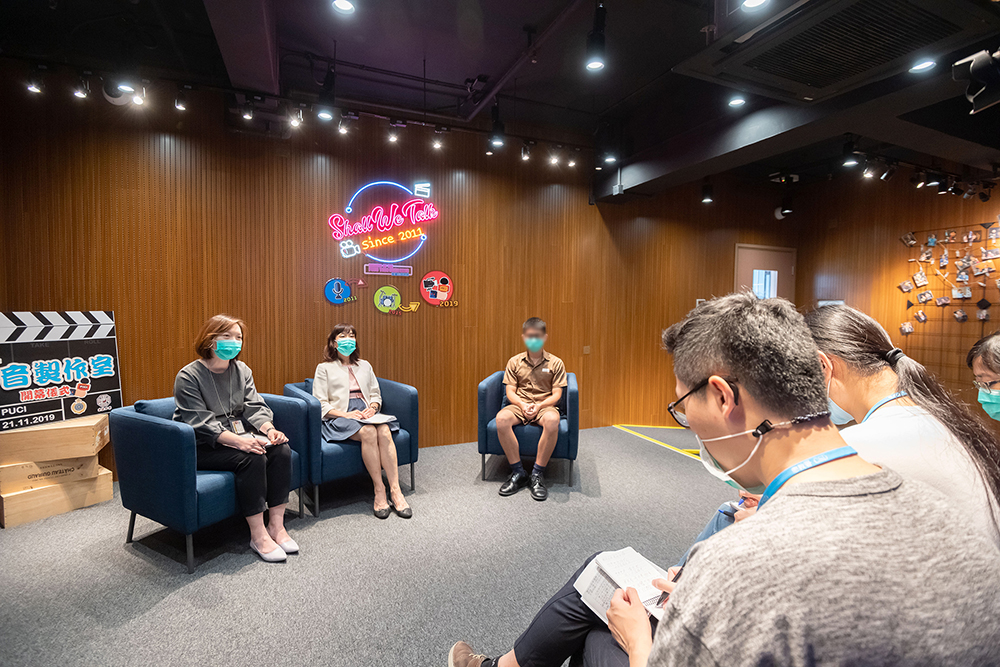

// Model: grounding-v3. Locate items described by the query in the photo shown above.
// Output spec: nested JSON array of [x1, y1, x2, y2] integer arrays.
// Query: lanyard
[[861, 391, 908, 423], [758, 445, 858, 507]]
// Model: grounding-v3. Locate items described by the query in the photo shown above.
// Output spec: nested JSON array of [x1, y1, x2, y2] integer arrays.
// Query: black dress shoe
[[499, 470, 530, 496], [529, 473, 548, 501], [374, 505, 392, 519], [391, 501, 413, 519]]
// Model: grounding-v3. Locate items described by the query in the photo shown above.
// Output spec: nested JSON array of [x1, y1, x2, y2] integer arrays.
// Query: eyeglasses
[[973, 379, 1000, 394], [668, 376, 739, 428]]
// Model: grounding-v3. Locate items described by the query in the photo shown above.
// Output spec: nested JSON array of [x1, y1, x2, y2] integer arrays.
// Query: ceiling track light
[[338, 119, 349, 134], [728, 95, 746, 107], [332, 0, 356, 14], [926, 173, 942, 187], [841, 139, 858, 167], [567, 159, 577, 167], [909, 59, 936, 73], [949, 180, 964, 196], [585, 2, 606, 72], [911, 171, 926, 188], [72, 76, 90, 99], [315, 68, 337, 121], [780, 196, 793, 215], [880, 163, 898, 181], [938, 178, 951, 194], [241, 101, 254, 119], [489, 102, 505, 148], [963, 182, 978, 199], [132, 87, 146, 106], [174, 90, 188, 111], [742, 0, 769, 10], [289, 108, 303, 127], [980, 187, 993, 203], [521, 142, 532, 161], [26, 64, 47, 94], [701, 178, 714, 204]]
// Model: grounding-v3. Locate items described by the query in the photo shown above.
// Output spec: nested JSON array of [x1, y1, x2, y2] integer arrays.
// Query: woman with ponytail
[[805, 305, 1000, 547]]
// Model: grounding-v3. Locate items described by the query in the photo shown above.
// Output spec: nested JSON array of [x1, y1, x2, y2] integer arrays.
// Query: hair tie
[[884, 348, 905, 366]]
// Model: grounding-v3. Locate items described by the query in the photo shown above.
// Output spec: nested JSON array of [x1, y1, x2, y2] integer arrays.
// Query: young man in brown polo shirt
[[495, 317, 568, 501]]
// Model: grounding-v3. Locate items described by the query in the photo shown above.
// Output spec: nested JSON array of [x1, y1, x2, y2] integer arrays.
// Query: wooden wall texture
[[795, 174, 1000, 407], [0, 77, 796, 447]]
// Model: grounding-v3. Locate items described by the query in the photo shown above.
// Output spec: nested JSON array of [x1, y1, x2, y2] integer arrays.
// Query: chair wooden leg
[[410, 462, 415, 491], [186, 534, 195, 574], [482, 454, 486, 481], [126, 511, 136, 544]]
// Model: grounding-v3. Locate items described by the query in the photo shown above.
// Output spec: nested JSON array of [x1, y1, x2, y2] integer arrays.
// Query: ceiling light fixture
[[780, 196, 793, 215], [521, 143, 531, 161], [315, 68, 337, 121], [842, 140, 858, 167], [701, 178, 714, 204], [862, 159, 878, 178], [550, 155, 559, 165], [26, 65, 46, 94], [963, 182, 978, 199], [332, 0, 356, 14], [938, 178, 950, 194], [174, 90, 188, 111], [742, 0, 769, 9], [911, 171, 926, 188], [132, 87, 147, 106], [585, 2, 606, 72], [338, 119, 349, 134], [880, 163, 898, 181], [489, 102, 505, 148], [389, 131, 398, 143], [980, 188, 993, 203], [925, 173, 942, 187], [73, 77, 90, 99], [567, 160, 576, 167], [290, 108, 303, 128], [909, 59, 936, 73], [241, 101, 253, 119], [432, 139, 443, 149], [729, 96, 746, 107]]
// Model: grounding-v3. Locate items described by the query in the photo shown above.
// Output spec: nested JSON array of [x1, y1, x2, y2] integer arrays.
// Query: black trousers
[[513, 554, 658, 667], [196, 443, 291, 517]]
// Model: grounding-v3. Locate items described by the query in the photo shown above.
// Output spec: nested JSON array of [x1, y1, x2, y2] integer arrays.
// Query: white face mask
[[827, 379, 854, 425], [696, 420, 792, 495]]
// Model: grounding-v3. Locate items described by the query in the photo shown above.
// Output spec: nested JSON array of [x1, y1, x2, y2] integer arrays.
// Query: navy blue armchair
[[478, 371, 579, 485], [109, 393, 308, 573], [283, 377, 418, 517]]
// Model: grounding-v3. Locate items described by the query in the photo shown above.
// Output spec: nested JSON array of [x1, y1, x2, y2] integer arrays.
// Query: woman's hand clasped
[[360, 406, 377, 419], [233, 435, 266, 455], [345, 410, 366, 419]]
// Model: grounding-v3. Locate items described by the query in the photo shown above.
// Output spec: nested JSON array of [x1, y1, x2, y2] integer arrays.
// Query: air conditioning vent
[[675, 0, 1000, 103]]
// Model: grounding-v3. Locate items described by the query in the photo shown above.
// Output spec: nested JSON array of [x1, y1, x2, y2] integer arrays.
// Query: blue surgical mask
[[697, 429, 768, 495], [827, 379, 854, 425], [525, 337, 544, 353], [978, 389, 1000, 421], [336, 339, 357, 355], [214, 339, 242, 360]]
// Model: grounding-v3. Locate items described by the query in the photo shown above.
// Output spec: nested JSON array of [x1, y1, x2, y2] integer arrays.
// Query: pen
[[655, 567, 684, 607], [719, 509, 735, 518]]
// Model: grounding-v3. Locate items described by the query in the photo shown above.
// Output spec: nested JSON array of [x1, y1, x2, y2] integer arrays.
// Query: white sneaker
[[278, 538, 299, 554], [250, 540, 287, 562]]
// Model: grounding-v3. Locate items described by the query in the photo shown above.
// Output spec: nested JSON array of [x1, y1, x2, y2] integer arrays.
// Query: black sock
[[532, 463, 546, 477], [510, 460, 524, 476]]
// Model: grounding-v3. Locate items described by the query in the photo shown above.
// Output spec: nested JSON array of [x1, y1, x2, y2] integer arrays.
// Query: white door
[[734, 244, 796, 302]]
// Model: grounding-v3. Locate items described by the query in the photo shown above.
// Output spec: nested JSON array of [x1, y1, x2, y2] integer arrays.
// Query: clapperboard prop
[[0, 312, 123, 432]]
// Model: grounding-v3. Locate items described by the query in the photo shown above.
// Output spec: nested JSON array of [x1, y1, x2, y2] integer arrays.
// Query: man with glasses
[[969, 331, 1000, 420], [449, 293, 1000, 667]]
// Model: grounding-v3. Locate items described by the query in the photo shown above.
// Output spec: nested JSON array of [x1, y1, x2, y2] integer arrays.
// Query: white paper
[[357, 413, 396, 425], [573, 547, 669, 625]]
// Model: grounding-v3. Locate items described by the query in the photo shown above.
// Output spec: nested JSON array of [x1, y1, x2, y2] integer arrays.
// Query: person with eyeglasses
[[447, 294, 1000, 667], [968, 331, 1000, 419]]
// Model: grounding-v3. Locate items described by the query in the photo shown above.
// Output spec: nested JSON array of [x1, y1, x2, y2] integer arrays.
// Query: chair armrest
[[262, 393, 309, 487], [565, 372, 580, 460], [378, 378, 418, 461], [478, 371, 505, 451], [109, 408, 198, 535], [283, 383, 323, 486]]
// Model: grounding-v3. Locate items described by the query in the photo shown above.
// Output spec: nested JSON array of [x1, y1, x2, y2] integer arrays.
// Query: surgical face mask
[[827, 379, 854, 425], [697, 426, 775, 495], [978, 389, 1000, 421], [214, 339, 242, 360], [524, 337, 544, 353], [336, 338, 357, 355]]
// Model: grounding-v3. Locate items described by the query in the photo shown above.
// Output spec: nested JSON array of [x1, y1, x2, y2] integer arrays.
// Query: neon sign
[[329, 180, 440, 264]]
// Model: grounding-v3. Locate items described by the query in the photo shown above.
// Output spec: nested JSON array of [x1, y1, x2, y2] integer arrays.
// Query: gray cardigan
[[172, 360, 273, 446]]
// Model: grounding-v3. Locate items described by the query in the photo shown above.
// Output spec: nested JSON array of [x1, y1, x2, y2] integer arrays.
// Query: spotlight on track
[[980, 186, 993, 203], [780, 196, 793, 215], [550, 154, 559, 165], [332, 0, 356, 14], [567, 159, 576, 167], [72, 76, 90, 99], [963, 182, 978, 199], [338, 119, 349, 134], [26, 64, 47, 94], [938, 178, 951, 194], [315, 68, 337, 121], [432, 125, 449, 150], [949, 180, 964, 196], [585, 2, 606, 72], [174, 90, 188, 111], [485, 148, 494, 156], [388, 118, 405, 143], [926, 173, 942, 187], [742, 0, 768, 10], [241, 101, 254, 119], [862, 159, 879, 179], [880, 162, 898, 182], [842, 140, 859, 167], [132, 87, 147, 106], [117, 78, 136, 94], [909, 59, 936, 73], [728, 96, 746, 107], [289, 108, 303, 128], [521, 142, 531, 161], [953, 47, 1000, 114], [911, 171, 926, 189], [701, 178, 714, 204], [489, 102, 506, 148], [433, 138, 443, 149]]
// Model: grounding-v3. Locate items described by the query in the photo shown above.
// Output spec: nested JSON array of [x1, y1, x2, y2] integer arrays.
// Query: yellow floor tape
[[612, 425, 700, 461]]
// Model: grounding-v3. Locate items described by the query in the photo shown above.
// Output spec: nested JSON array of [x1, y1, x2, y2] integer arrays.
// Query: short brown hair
[[195, 314, 246, 360], [324, 323, 360, 365]]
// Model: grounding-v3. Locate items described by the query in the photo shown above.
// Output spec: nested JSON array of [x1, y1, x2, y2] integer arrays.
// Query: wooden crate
[[0, 415, 109, 465], [0, 466, 112, 528], [0, 455, 101, 495]]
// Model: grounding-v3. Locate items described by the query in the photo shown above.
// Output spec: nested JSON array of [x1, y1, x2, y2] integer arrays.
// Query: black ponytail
[[805, 305, 1000, 532]]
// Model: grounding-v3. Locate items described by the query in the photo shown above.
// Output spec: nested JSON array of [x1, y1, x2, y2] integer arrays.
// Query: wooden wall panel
[[0, 73, 796, 448], [795, 175, 1000, 407]]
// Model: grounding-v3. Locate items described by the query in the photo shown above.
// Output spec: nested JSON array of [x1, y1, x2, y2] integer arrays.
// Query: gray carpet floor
[[0, 426, 732, 667]]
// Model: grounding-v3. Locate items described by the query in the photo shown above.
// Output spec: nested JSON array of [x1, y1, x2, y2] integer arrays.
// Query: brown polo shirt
[[503, 351, 567, 403]]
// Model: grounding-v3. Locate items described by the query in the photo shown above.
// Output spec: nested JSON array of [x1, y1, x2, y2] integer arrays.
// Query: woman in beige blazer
[[312, 324, 411, 519]]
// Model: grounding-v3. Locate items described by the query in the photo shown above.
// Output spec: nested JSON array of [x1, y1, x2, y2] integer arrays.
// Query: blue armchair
[[109, 393, 309, 573], [283, 377, 418, 517], [478, 371, 579, 485]]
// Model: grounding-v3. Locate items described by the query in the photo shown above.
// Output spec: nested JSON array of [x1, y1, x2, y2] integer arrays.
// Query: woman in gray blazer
[[312, 323, 412, 519]]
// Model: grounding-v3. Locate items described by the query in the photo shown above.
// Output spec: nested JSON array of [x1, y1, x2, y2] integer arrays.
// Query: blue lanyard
[[861, 391, 908, 423], [758, 446, 858, 507]]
